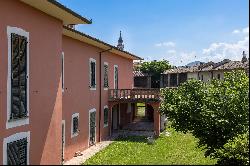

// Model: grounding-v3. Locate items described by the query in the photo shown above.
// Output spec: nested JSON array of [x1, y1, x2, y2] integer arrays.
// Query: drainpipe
[[98, 47, 112, 142]]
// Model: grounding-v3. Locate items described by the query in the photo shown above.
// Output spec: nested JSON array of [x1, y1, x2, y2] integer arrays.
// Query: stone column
[[167, 74, 170, 87], [151, 102, 161, 137], [148, 76, 151, 88], [176, 73, 179, 86]]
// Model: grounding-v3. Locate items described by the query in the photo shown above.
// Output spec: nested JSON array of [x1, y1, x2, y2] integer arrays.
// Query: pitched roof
[[63, 26, 143, 60], [213, 60, 249, 70], [20, 0, 92, 24], [133, 71, 151, 77], [163, 66, 199, 74], [163, 59, 249, 74]]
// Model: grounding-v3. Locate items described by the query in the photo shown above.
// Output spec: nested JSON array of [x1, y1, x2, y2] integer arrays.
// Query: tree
[[138, 59, 171, 76], [138, 60, 171, 88], [160, 70, 249, 164]]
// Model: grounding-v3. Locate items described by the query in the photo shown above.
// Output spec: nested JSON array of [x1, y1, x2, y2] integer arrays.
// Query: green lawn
[[83, 126, 217, 165]]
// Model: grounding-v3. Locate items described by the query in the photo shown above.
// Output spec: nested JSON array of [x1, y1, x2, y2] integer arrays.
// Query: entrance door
[[89, 110, 96, 146], [112, 105, 119, 130], [61, 120, 65, 164]]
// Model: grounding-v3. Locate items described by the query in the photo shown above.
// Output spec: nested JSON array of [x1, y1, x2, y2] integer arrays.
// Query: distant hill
[[186, 61, 204, 67]]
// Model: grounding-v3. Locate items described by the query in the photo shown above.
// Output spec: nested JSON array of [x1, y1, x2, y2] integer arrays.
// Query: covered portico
[[108, 89, 161, 137]]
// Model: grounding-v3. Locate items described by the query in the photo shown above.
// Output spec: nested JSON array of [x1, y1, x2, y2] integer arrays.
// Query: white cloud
[[232, 26, 249, 35], [201, 36, 249, 62], [167, 49, 176, 55], [232, 29, 240, 34], [243, 27, 249, 34], [155, 41, 176, 47]]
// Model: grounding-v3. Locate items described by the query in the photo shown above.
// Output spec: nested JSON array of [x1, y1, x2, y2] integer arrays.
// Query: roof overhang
[[20, 0, 92, 24], [62, 26, 143, 60]]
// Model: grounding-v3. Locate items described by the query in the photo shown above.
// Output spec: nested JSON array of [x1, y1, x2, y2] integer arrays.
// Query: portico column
[[176, 73, 179, 86], [151, 102, 161, 137], [167, 74, 170, 87]]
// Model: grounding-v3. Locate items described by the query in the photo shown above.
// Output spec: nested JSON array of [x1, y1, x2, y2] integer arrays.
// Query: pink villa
[[0, 0, 162, 165]]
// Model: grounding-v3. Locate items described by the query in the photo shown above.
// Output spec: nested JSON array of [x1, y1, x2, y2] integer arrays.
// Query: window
[[114, 65, 118, 89], [3, 131, 30, 165], [103, 106, 109, 127], [62, 52, 65, 92], [7, 26, 29, 129], [71, 113, 79, 138], [89, 58, 96, 90], [201, 75, 204, 81], [217, 74, 220, 80], [104, 62, 109, 90]]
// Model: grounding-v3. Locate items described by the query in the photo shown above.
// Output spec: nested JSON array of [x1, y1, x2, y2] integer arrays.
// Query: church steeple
[[117, 31, 124, 51], [241, 51, 247, 62]]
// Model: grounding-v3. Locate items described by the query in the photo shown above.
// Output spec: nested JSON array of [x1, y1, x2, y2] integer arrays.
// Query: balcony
[[108, 89, 161, 103]]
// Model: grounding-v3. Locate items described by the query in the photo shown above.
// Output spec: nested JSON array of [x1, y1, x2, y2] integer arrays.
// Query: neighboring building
[[133, 71, 152, 88], [161, 53, 249, 88], [0, 1, 162, 165]]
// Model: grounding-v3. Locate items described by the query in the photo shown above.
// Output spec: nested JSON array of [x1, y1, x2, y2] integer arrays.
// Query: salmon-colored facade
[[0, 0, 63, 164], [62, 35, 135, 161], [0, 0, 160, 165]]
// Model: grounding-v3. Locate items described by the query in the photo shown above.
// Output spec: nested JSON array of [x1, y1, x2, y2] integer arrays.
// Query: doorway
[[112, 104, 119, 131]]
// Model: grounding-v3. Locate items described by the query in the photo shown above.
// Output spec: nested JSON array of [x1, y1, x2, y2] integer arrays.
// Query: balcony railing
[[108, 89, 161, 102]]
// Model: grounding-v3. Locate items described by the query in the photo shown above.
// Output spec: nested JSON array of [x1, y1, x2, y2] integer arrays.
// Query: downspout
[[98, 47, 112, 142]]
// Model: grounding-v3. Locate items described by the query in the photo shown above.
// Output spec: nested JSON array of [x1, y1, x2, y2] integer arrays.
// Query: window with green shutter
[[104, 63, 109, 88], [7, 138, 28, 165], [89, 59, 96, 89], [73, 117, 79, 134], [104, 107, 109, 127], [10, 33, 28, 120]]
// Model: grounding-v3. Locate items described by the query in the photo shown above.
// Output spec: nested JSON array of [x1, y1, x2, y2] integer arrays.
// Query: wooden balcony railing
[[108, 89, 161, 102]]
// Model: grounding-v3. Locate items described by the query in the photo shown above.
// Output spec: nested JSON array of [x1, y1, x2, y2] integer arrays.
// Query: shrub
[[214, 132, 249, 165], [160, 70, 249, 163]]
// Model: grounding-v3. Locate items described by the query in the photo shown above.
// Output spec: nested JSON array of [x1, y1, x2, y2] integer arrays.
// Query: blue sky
[[58, 0, 249, 66]]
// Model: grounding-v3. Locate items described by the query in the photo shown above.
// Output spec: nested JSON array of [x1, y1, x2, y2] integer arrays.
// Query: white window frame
[[71, 113, 79, 138], [3, 131, 30, 165], [103, 105, 109, 128], [88, 108, 96, 147], [6, 26, 30, 129], [89, 58, 96, 90], [114, 65, 118, 89], [104, 62, 109, 90], [62, 52, 65, 93]]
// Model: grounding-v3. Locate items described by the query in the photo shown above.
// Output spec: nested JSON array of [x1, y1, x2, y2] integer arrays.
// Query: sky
[[58, 0, 249, 66]]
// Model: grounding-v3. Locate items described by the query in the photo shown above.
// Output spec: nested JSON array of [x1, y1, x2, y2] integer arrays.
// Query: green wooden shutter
[[7, 138, 27, 165], [91, 62, 96, 87], [104, 108, 109, 126], [11, 33, 27, 120], [104, 64, 108, 88], [89, 111, 96, 145], [73, 117, 79, 133]]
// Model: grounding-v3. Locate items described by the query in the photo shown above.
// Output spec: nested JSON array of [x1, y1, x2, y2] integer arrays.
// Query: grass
[[83, 126, 217, 165]]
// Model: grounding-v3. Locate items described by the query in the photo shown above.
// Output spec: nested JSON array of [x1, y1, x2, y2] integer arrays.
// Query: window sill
[[8, 116, 29, 123], [103, 124, 108, 128], [71, 132, 79, 138], [90, 87, 96, 90], [6, 116, 29, 129], [104, 87, 108, 91]]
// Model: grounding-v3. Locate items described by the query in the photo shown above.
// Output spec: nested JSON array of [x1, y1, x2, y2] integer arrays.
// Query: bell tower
[[117, 31, 124, 51], [241, 51, 247, 62]]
